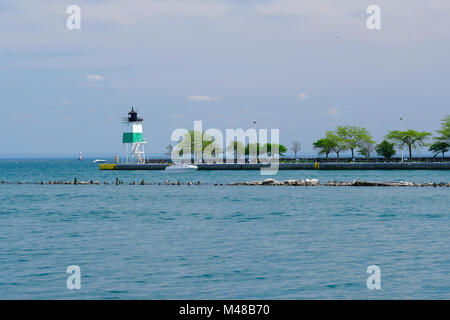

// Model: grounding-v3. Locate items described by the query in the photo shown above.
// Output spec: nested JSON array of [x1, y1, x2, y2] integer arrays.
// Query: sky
[[1, 0, 449, 157]]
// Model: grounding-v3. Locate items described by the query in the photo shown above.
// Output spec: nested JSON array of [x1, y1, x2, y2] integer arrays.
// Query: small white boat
[[93, 159, 107, 164], [164, 163, 198, 172]]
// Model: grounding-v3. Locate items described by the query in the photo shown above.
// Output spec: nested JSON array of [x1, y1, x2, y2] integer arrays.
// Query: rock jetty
[[0, 178, 449, 187], [228, 178, 450, 187]]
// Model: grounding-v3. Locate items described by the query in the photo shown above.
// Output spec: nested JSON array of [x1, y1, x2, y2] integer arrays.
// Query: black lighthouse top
[[128, 107, 143, 122]]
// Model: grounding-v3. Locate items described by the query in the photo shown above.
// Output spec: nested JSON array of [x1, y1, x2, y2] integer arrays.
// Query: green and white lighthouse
[[122, 107, 146, 164]]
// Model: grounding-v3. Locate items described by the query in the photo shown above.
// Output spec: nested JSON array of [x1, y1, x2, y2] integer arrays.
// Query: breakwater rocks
[[1, 178, 449, 187], [228, 178, 450, 187], [0, 178, 201, 186]]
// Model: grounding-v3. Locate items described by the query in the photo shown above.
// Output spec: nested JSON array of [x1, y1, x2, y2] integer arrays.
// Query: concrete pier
[[99, 162, 450, 170]]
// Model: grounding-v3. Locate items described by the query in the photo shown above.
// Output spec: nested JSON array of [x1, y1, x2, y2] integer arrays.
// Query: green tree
[[312, 138, 334, 160], [435, 115, 450, 143], [428, 115, 450, 161], [325, 130, 347, 159], [429, 141, 449, 160], [375, 140, 396, 159], [164, 144, 173, 156], [245, 142, 261, 158], [312, 131, 346, 159], [227, 140, 246, 161], [175, 130, 222, 160], [336, 125, 373, 158], [264, 143, 288, 157], [386, 129, 431, 159]]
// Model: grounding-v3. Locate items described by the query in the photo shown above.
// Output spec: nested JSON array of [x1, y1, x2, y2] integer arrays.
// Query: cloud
[[298, 93, 307, 100], [325, 107, 340, 116], [254, 0, 450, 40], [85, 1, 230, 26], [255, 0, 337, 17], [86, 74, 105, 82], [188, 95, 219, 102]]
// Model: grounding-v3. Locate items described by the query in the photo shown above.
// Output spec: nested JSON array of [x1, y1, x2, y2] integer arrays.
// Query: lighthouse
[[122, 107, 146, 164]]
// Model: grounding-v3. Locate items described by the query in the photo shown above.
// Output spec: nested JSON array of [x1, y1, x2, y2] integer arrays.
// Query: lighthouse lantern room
[[122, 107, 146, 164]]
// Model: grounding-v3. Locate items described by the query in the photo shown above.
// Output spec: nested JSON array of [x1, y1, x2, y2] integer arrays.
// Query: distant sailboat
[[78, 152, 82, 160]]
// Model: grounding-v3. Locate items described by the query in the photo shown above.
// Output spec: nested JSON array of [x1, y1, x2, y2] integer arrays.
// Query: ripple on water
[[0, 164, 449, 299]]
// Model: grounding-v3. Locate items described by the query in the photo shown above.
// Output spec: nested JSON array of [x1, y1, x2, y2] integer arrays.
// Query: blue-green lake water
[[0, 159, 449, 299]]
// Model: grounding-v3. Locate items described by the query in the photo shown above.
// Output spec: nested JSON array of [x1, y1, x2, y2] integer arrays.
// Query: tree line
[[166, 130, 289, 160], [312, 115, 450, 160], [164, 115, 449, 161]]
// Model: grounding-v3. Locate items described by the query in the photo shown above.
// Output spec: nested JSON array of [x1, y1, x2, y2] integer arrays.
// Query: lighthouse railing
[[121, 117, 143, 123]]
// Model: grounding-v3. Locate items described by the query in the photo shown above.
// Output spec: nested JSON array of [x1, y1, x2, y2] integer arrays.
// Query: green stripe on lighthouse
[[123, 132, 143, 143]]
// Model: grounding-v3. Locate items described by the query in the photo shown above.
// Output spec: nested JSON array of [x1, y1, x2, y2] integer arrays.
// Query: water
[[0, 159, 449, 299]]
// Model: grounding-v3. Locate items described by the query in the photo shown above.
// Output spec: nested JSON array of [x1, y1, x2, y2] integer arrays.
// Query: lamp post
[[400, 117, 404, 162], [252, 121, 257, 163]]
